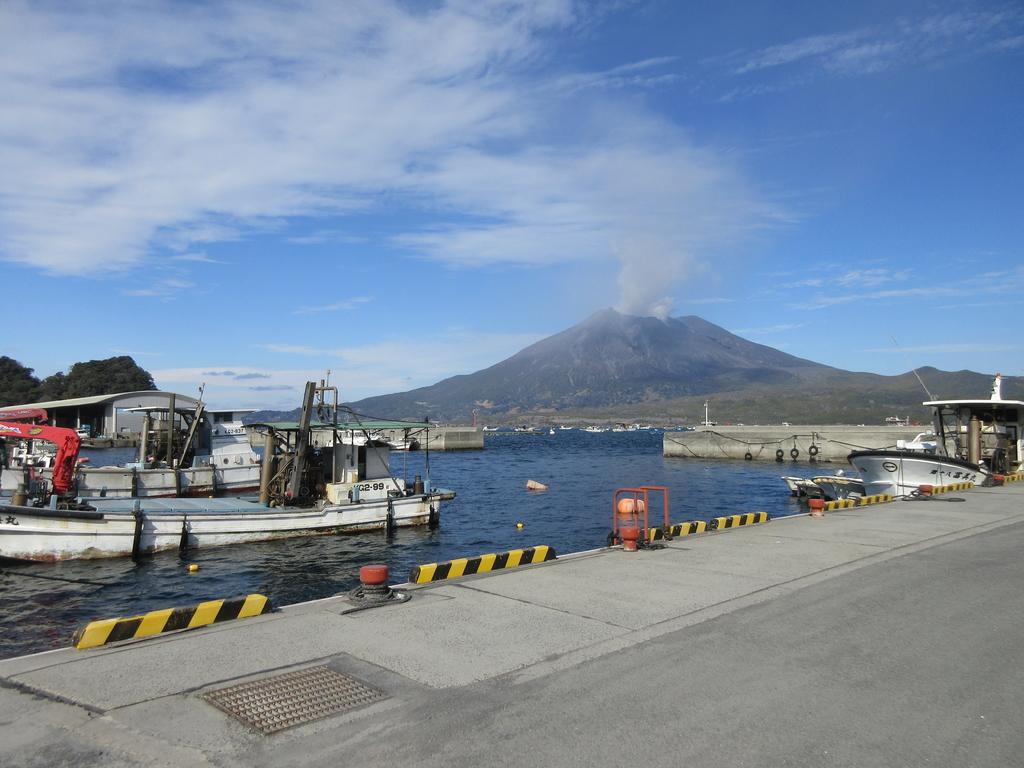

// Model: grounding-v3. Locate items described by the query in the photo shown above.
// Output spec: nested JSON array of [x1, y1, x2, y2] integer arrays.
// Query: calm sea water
[[0, 430, 814, 659]]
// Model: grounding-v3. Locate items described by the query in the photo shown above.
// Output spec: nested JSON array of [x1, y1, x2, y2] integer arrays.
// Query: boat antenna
[[890, 336, 934, 400]]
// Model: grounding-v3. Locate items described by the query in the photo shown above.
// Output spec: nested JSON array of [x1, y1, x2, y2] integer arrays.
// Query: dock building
[[1, 391, 199, 438]]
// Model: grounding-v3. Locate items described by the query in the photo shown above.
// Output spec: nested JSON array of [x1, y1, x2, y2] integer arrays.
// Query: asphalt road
[[2, 485, 1022, 767]]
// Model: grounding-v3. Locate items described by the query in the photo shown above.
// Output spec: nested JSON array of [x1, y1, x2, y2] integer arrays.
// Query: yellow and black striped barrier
[[709, 511, 770, 531], [931, 481, 974, 494], [411, 546, 557, 584], [647, 520, 708, 542], [823, 493, 894, 511], [999, 472, 1024, 484], [73, 594, 272, 650]]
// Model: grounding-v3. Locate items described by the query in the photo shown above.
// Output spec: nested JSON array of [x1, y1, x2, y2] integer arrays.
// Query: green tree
[[38, 371, 68, 401], [0, 356, 41, 406], [58, 356, 157, 398]]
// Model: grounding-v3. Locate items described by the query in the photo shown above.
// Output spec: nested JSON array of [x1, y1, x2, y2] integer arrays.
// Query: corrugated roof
[[4, 391, 200, 410]]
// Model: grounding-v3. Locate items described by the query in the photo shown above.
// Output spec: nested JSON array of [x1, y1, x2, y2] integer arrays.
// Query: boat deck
[[85, 497, 269, 516]]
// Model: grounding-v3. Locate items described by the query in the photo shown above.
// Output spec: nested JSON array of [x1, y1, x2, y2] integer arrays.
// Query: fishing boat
[[1, 406, 262, 499], [0, 382, 454, 561], [848, 374, 1023, 496]]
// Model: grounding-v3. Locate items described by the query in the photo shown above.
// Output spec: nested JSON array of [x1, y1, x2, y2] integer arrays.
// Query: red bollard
[[808, 498, 825, 517], [619, 525, 640, 552], [360, 564, 389, 586], [918, 484, 934, 496]]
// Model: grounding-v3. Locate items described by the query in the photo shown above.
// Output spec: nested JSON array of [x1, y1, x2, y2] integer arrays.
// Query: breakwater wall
[[663, 425, 923, 462], [381, 426, 483, 451]]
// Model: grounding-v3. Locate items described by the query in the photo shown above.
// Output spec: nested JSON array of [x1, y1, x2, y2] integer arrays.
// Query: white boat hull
[[1, 464, 262, 499], [0, 492, 449, 562], [847, 451, 986, 496]]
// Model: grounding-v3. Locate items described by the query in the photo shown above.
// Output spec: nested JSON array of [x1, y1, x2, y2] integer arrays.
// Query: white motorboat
[[848, 374, 1023, 496], [782, 472, 865, 500], [582, 426, 607, 433]]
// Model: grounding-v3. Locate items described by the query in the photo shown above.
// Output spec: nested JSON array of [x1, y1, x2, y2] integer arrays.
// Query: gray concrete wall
[[381, 426, 484, 451], [664, 425, 925, 462]]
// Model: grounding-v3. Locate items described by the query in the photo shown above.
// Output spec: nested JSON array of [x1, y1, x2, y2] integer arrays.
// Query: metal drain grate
[[202, 665, 386, 734]]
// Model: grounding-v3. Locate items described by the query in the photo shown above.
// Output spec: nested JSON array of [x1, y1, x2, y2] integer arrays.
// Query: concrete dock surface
[[2, 483, 1023, 767]]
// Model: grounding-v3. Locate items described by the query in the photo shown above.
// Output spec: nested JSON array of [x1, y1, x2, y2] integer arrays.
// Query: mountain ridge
[[247, 310, 1021, 425]]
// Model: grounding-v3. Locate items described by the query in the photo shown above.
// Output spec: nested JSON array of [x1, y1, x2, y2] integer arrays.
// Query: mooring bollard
[[349, 564, 400, 606], [808, 498, 825, 517]]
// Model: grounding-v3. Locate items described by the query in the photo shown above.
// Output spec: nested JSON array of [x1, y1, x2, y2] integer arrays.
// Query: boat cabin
[[924, 376, 1024, 474], [251, 419, 431, 505]]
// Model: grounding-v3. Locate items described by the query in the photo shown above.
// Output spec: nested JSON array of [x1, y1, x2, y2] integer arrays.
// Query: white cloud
[[156, 329, 546, 407], [863, 343, 1022, 355], [721, 8, 1024, 91], [121, 277, 194, 298], [292, 296, 373, 315], [171, 252, 224, 264], [795, 263, 1024, 310], [0, 0, 781, 318]]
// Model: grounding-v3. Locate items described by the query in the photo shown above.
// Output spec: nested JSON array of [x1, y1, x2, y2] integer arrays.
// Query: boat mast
[[288, 381, 316, 500]]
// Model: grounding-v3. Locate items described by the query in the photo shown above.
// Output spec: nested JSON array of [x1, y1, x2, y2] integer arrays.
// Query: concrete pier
[[380, 425, 483, 451], [2, 483, 1023, 767], [664, 424, 923, 462]]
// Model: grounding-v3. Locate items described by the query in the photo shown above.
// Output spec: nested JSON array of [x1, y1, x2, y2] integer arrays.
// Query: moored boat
[[782, 473, 865, 500], [0, 382, 454, 561], [848, 374, 1023, 496], [1, 406, 263, 499]]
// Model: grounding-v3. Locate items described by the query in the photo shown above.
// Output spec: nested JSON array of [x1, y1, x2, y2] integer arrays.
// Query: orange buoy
[[616, 498, 645, 515]]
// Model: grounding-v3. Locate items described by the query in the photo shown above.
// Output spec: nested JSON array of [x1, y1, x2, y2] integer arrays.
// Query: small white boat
[[782, 473, 865, 500], [849, 374, 1023, 495], [582, 426, 607, 433]]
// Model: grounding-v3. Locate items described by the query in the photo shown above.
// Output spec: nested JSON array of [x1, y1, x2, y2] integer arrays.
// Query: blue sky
[[1, 0, 1021, 408]]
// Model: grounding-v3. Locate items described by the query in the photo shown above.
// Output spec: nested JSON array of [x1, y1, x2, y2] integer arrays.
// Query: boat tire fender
[[790, 448, 800, 460], [775, 449, 784, 462], [743, 452, 753, 461], [808, 445, 819, 457]]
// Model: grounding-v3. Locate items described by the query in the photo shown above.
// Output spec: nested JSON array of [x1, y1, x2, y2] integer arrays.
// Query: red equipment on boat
[[0, 422, 81, 496]]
